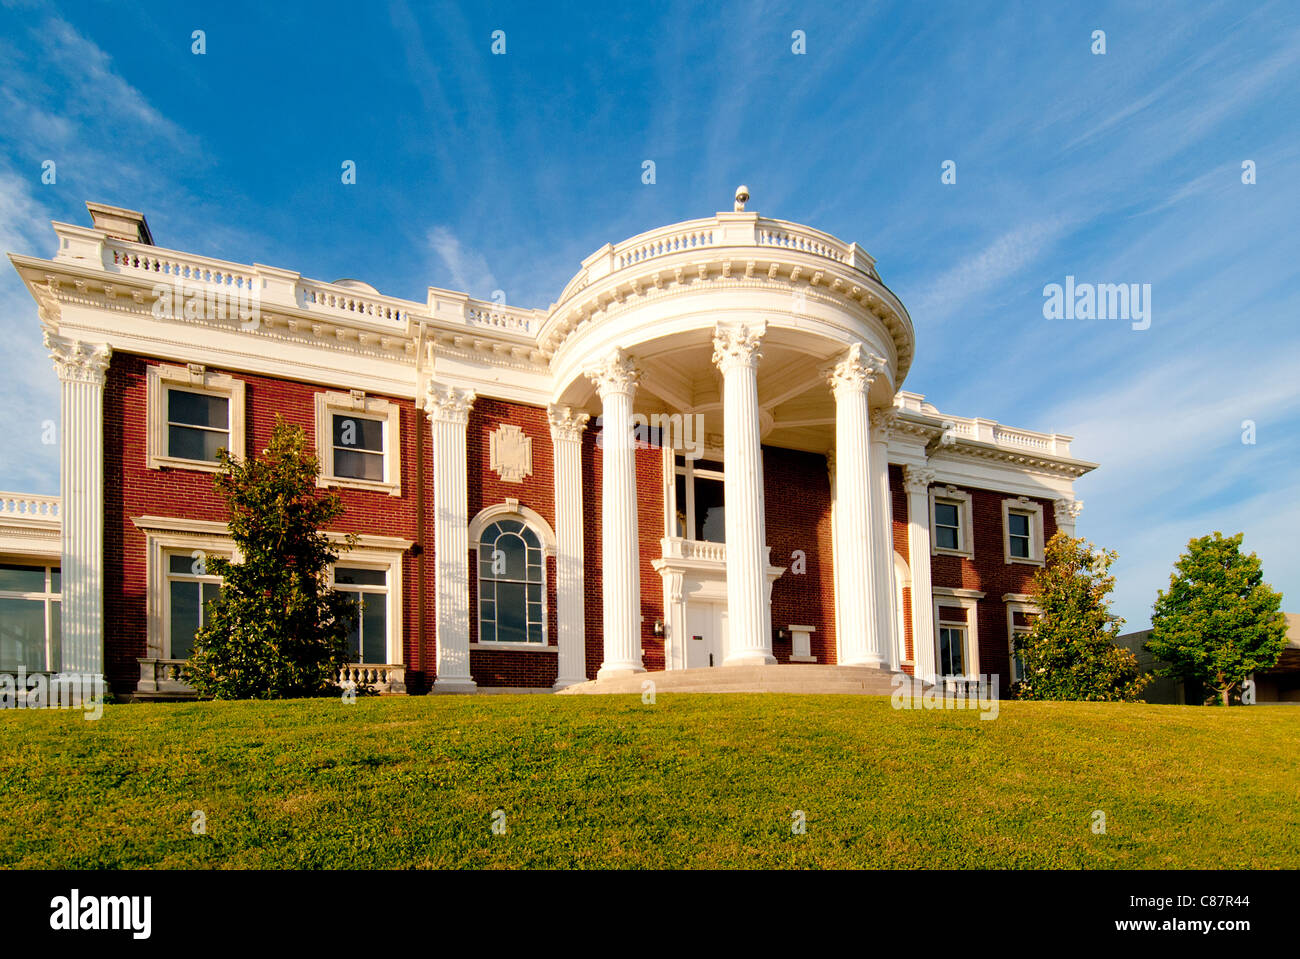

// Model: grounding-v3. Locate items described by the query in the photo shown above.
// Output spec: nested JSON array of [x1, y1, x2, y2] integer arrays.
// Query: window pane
[[0, 564, 46, 593], [521, 527, 539, 549], [169, 553, 203, 576], [169, 424, 228, 461], [935, 503, 959, 527], [936, 526, 959, 551], [496, 582, 527, 643], [169, 389, 229, 429], [1009, 512, 1030, 537], [341, 590, 362, 661], [362, 596, 387, 664], [169, 581, 202, 659], [496, 534, 527, 580], [333, 448, 384, 481], [335, 567, 386, 587], [332, 415, 383, 453], [50, 568, 60, 593], [939, 628, 965, 676], [1010, 536, 1030, 558], [497, 520, 524, 535], [0, 598, 47, 671], [695, 477, 725, 543], [673, 473, 688, 537]]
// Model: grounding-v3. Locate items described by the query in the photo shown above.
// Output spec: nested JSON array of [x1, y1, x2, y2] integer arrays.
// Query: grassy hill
[[1, 694, 1296, 868]]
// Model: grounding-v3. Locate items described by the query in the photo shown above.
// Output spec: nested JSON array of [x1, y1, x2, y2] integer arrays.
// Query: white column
[[1054, 497, 1083, 537], [904, 465, 938, 683], [826, 344, 885, 667], [548, 405, 590, 688], [425, 383, 477, 692], [712, 322, 775, 666], [585, 349, 644, 679], [870, 410, 899, 670], [46, 333, 111, 678]]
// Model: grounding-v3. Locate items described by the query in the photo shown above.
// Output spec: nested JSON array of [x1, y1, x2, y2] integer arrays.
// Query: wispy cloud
[[428, 226, 499, 301]]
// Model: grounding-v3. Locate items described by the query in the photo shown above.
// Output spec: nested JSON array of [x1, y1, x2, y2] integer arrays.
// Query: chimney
[[85, 201, 154, 245]]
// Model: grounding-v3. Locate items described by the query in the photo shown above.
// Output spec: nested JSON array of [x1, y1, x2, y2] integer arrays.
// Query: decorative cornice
[[547, 405, 590, 443], [825, 343, 885, 398], [584, 348, 640, 398], [902, 465, 936, 495], [424, 382, 476, 425], [44, 331, 111, 386], [711, 321, 765, 373]]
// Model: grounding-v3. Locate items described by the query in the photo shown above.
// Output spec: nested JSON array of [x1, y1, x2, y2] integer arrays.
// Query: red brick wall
[[465, 398, 558, 687], [102, 353, 432, 693], [763, 446, 836, 664], [927, 486, 1059, 686]]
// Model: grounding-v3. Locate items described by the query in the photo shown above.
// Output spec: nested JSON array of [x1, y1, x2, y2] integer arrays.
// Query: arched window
[[478, 519, 544, 644]]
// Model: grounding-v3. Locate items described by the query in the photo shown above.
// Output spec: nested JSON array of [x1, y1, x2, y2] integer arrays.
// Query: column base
[[722, 651, 778, 667], [553, 676, 588, 690], [841, 654, 888, 668], [596, 664, 646, 681], [429, 677, 478, 695]]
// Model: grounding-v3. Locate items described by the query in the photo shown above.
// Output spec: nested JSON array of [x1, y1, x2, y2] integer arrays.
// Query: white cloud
[[428, 226, 499, 300]]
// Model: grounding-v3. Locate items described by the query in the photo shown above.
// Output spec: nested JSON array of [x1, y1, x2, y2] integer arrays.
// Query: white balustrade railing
[[299, 279, 409, 325], [136, 659, 407, 695], [0, 493, 61, 521], [466, 304, 533, 334], [106, 241, 257, 292]]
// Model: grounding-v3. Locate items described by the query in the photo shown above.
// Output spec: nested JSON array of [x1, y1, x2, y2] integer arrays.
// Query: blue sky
[[1, 0, 1297, 629]]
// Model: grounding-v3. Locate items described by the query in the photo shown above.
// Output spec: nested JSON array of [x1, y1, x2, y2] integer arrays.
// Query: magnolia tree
[[185, 417, 358, 699], [1013, 532, 1148, 702], [1148, 532, 1286, 706]]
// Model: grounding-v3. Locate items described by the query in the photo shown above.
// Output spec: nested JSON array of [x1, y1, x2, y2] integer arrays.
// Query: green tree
[[1013, 532, 1148, 702], [1148, 532, 1286, 706], [185, 417, 357, 699]]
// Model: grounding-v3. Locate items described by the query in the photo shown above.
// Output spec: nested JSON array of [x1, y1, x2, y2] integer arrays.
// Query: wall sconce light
[[776, 627, 790, 642], [653, 618, 665, 637]]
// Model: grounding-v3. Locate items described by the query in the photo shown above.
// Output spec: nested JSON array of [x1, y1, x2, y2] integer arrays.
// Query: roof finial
[[733, 184, 750, 212]]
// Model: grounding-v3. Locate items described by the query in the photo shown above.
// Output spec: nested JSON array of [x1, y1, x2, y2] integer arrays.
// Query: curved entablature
[[540, 211, 914, 386]]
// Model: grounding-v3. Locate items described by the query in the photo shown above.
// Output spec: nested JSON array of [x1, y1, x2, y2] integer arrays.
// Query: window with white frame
[[314, 391, 402, 495], [147, 364, 245, 471], [477, 519, 545, 644], [165, 549, 224, 660], [333, 566, 390, 664], [930, 486, 974, 557], [671, 454, 725, 543], [0, 562, 60, 672], [938, 624, 968, 677], [1001, 497, 1045, 565], [1004, 595, 1041, 683]]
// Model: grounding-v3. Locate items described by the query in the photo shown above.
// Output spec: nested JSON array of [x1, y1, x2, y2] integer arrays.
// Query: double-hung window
[[314, 392, 402, 495], [0, 563, 60, 672], [147, 364, 245, 471]]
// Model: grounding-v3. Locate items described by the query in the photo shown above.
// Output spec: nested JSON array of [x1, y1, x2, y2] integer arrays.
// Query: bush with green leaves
[[1013, 532, 1148, 702], [1148, 532, 1286, 706], [185, 417, 357, 699]]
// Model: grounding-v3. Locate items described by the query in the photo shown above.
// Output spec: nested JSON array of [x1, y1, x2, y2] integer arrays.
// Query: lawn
[[1, 694, 1297, 869]]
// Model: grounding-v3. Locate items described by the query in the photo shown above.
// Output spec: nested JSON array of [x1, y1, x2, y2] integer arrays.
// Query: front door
[[685, 602, 728, 668]]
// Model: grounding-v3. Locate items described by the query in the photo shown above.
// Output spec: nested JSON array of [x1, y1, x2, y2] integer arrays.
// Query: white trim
[[329, 548, 405, 667], [131, 515, 412, 552], [893, 550, 911, 665], [929, 485, 973, 558], [313, 390, 402, 496], [1003, 593, 1041, 683], [1001, 496, 1045, 565], [468, 502, 557, 555], [146, 363, 245, 473], [142, 528, 237, 660], [932, 592, 981, 679]]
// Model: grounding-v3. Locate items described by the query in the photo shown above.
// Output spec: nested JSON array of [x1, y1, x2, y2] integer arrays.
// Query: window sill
[[932, 547, 973, 559], [317, 476, 402, 497], [1004, 556, 1045, 566], [470, 642, 557, 653], [148, 455, 228, 474]]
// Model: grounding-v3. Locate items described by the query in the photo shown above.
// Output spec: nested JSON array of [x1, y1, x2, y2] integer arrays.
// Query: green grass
[[1, 694, 1297, 868]]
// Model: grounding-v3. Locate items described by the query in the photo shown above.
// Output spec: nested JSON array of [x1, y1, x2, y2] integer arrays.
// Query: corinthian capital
[[1053, 497, 1084, 524], [424, 381, 476, 425], [825, 343, 886, 398], [902, 465, 937, 495], [711, 322, 765, 373], [547, 404, 591, 443], [45, 332, 112, 386], [869, 408, 897, 443], [584, 348, 640, 399]]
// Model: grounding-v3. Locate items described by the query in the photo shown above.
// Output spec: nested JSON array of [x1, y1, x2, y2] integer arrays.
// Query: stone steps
[[557, 664, 922, 696]]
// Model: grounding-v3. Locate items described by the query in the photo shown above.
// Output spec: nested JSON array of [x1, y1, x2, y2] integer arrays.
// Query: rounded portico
[[543, 189, 915, 678]]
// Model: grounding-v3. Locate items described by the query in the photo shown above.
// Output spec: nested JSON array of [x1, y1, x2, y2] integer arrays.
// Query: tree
[[185, 417, 357, 699], [1013, 532, 1149, 702], [1148, 532, 1286, 706]]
